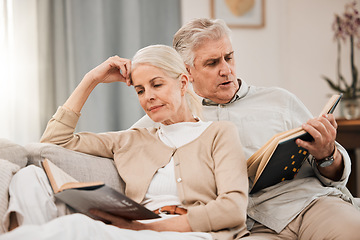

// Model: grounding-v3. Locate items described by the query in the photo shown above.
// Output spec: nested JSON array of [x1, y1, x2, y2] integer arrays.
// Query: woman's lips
[[148, 105, 163, 112]]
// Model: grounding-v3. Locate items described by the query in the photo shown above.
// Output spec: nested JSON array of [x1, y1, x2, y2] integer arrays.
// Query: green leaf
[[338, 74, 350, 89], [321, 75, 344, 92]]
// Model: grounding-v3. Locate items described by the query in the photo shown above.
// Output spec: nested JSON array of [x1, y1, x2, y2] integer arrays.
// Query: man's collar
[[202, 79, 249, 106]]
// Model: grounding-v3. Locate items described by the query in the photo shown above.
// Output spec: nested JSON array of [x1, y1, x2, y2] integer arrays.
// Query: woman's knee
[[10, 165, 51, 196], [11, 165, 45, 185]]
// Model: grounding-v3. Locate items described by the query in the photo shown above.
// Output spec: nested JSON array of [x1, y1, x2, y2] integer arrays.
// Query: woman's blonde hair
[[131, 44, 202, 119]]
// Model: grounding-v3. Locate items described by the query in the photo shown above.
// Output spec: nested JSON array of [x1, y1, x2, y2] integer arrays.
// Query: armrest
[[0, 138, 28, 168], [25, 143, 124, 193]]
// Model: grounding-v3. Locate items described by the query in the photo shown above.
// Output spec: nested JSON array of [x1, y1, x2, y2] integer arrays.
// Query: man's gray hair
[[173, 18, 232, 67]]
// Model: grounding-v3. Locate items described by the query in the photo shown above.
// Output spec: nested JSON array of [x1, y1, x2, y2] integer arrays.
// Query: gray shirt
[[132, 80, 352, 233]]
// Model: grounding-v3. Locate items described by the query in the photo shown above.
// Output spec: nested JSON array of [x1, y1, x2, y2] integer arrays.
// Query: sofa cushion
[[0, 159, 20, 233], [0, 139, 28, 167], [25, 143, 124, 193]]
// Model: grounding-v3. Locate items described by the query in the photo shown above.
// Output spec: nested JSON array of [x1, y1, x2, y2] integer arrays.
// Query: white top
[[141, 120, 212, 211]]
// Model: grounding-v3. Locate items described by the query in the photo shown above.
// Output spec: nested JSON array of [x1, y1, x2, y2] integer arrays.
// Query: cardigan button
[[177, 178, 182, 183]]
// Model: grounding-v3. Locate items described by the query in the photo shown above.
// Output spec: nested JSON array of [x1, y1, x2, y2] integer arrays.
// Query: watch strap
[[315, 147, 337, 168]]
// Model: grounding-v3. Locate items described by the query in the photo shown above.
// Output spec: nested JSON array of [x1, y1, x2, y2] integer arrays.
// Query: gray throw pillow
[[25, 143, 124, 193], [0, 159, 20, 233]]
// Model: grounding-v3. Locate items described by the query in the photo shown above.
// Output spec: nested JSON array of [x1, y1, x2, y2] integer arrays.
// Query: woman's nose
[[145, 90, 155, 101]]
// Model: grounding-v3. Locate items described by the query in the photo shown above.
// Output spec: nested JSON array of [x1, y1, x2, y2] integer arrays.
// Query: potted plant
[[322, 1, 360, 119]]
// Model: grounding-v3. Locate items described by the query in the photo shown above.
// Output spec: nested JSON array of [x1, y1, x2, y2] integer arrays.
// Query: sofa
[[0, 138, 125, 233], [1, 138, 359, 234]]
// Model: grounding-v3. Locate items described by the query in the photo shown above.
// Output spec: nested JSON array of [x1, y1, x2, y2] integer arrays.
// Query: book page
[[247, 130, 288, 167], [319, 94, 342, 116], [42, 159, 79, 193], [60, 181, 104, 192]]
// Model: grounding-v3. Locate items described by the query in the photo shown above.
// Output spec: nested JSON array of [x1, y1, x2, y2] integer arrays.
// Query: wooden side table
[[336, 118, 360, 197]]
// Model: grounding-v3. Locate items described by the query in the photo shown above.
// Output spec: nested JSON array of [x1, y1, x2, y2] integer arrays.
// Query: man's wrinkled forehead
[[192, 38, 233, 65]]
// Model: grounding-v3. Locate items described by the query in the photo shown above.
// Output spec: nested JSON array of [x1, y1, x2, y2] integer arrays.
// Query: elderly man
[[133, 18, 360, 239]]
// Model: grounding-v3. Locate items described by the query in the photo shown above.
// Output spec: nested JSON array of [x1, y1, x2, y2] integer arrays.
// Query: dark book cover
[[249, 94, 342, 194], [250, 132, 313, 194], [55, 184, 160, 220]]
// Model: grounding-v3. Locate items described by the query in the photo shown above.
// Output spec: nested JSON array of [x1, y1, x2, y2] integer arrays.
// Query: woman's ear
[[179, 74, 189, 96]]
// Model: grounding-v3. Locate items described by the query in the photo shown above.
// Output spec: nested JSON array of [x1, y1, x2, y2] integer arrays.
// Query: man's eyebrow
[[225, 51, 235, 56], [203, 51, 234, 65]]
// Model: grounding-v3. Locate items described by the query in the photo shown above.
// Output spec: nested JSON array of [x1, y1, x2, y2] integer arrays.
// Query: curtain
[[38, 0, 181, 133], [0, 0, 181, 144], [0, 0, 42, 145]]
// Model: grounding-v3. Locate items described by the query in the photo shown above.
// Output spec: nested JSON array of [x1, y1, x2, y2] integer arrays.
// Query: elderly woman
[[1, 45, 248, 240]]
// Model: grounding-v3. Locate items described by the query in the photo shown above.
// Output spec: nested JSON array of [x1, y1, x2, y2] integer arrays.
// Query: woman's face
[[132, 64, 189, 125]]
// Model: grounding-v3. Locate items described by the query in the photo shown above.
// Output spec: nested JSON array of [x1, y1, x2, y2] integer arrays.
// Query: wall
[[181, 0, 359, 117]]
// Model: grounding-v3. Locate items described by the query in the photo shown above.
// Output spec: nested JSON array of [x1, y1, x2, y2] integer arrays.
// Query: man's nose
[[219, 59, 231, 76]]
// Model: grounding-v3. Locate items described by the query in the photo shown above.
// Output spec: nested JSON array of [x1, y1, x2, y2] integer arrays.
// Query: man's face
[[187, 37, 239, 104]]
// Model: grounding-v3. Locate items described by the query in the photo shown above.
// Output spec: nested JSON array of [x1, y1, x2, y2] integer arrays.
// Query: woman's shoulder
[[126, 126, 159, 136], [209, 120, 237, 129], [198, 121, 242, 147], [108, 127, 159, 144], [204, 121, 238, 136]]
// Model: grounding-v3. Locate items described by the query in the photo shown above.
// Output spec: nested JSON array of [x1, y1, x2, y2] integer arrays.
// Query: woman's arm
[[185, 121, 249, 232], [63, 56, 131, 114], [40, 56, 131, 157]]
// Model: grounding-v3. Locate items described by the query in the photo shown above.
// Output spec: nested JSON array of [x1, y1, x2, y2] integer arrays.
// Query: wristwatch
[[315, 147, 337, 168]]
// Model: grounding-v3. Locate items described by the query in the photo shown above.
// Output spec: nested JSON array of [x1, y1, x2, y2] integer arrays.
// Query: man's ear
[[185, 65, 194, 83]]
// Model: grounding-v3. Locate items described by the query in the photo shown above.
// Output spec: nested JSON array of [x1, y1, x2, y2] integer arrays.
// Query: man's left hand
[[296, 114, 344, 180], [296, 114, 337, 159]]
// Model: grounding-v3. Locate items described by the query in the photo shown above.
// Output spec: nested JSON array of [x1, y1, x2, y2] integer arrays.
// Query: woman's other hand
[[63, 56, 132, 113], [89, 209, 192, 232], [89, 209, 145, 230]]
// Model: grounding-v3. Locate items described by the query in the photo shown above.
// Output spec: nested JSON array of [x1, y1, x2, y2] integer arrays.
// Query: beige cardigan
[[41, 107, 249, 239]]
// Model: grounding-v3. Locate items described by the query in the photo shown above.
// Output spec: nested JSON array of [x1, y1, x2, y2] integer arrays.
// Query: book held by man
[[41, 158, 160, 220], [247, 94, 343, 194]]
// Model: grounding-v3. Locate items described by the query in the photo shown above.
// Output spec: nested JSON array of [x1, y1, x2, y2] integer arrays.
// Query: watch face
[[318, 156, 334, 168]]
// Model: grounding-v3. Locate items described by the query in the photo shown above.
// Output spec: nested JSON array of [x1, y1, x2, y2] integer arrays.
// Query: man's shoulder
[[243, 85, 300, 108], [249, 85, 295, 98]]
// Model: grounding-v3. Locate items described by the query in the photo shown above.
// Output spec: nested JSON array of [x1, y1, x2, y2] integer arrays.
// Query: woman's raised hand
[[63, 56, 133, 113], [86, 56, 132, 86]]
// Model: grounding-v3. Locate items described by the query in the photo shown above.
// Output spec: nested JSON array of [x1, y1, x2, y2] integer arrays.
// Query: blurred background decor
[[1, 0, 359, 146], [322, 1, 360, 119], [210, 0, 265, 28]]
